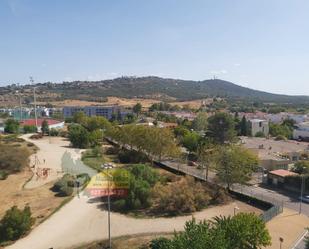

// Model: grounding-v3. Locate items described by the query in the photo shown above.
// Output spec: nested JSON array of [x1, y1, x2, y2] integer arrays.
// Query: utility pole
[[299, 173, 305, 214], [30, 77, 38, 129]]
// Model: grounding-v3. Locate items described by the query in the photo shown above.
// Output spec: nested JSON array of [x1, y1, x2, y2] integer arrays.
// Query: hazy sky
[[0, 0, 309, 95]]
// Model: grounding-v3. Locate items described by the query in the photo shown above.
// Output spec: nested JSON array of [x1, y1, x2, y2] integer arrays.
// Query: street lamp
[[234, 206, 239, 216], [101, 163, 114, 249], [299, 167, 306, 214], [279, 237, 284, 249]]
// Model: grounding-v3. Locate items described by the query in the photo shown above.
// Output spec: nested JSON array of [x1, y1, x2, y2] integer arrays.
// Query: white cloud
[[233, 63, 241, 67]]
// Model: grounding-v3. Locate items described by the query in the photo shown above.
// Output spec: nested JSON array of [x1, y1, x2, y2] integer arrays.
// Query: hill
[[1, 76, 309, 105]]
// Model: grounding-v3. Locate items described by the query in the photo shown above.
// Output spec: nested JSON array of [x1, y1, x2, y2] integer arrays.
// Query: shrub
[[49, 128, 59, 136], [23, 125, 37, 134], [152, 176, 212, 215], [0, 206, 35, 243], [30, 133, 43, 139], [255, 131, 265, 137], [0, 144, 30, 178], [150, 237, 172, 249], [118, 149, 149, 164], [275, 135, 287, 141]]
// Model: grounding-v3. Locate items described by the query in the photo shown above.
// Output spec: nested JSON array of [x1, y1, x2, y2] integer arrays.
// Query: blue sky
[[0, 0, 309, 95]]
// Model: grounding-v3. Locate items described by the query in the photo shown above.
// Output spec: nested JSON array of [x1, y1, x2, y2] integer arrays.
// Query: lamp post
[[101, 163, 114, 249], [279, 237, 284, 249], [299, 167, 306, 215], [234, 206, 239, 216]]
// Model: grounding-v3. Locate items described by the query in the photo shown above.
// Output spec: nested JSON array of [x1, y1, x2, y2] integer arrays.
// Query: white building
[[293, 122, 309, 141], [249, 119, 269, 137]]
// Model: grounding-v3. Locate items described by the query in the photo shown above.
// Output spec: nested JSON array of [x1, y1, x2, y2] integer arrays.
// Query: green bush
[[0, 206, 34, 243], [150, 237, 172, 249], [255, 131, 265, 137], [118, 149, 149, 164], [23, 125, 37, 134], [49, 128, 59, 136]]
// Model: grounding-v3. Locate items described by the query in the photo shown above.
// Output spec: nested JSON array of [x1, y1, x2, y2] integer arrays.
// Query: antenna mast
[[30, 76, 38, 128]]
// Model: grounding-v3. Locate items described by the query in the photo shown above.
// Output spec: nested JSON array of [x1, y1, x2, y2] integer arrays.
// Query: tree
[[150, 214, 271, 249], [181, 131, 200, 153], [68, 124, 90, 148], [0, 206, 35, 243], [291, 161, 309, 174], [133, 103, 142, 116], [192, 112, 208, 132], [212, 213, 271, 249], [23, 125, 37, 133], [4, 119, 20, 134], [41, 119, 49, 135], [72, 111, 87, 124], [207, 113, 236, 144], [214, 145, 258, 189], [84, 116, 111, 132], [240, 116, 249, 136], [197, 143, 216, 181]]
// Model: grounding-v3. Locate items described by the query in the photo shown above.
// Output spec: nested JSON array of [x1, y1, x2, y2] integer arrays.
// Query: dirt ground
[[0, 167, 69, 226], [37, 96, 212, 110]]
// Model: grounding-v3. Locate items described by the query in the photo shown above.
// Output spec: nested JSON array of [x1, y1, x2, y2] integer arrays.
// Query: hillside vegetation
[[1, 76, 309, 104]]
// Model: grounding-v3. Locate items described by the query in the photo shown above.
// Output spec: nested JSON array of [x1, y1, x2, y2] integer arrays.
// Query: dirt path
[[6, 195, 259, 249], [21, 135, 87, 189]]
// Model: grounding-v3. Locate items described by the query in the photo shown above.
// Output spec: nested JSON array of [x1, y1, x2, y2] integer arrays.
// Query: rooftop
[[241, 136, 309, 160], [269, 169, 298, 177], [20, 119, 63, 126]]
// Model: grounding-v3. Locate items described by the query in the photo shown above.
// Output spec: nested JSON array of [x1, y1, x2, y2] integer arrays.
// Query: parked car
[[187, 161, 198, 167], [299, 195, 309, 203]]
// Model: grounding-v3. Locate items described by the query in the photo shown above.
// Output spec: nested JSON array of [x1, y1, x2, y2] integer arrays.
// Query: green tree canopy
[[192, 112, 208, 132], [291, 161, 309, 174], [133, 103, 142, 116], [4, 119, 20, 134], [150, 213, 271, 249], [207, 113, 236, 144], [214, 145, 258, 189], [0, 205, 35, 243], [68, 124, 90, 148]]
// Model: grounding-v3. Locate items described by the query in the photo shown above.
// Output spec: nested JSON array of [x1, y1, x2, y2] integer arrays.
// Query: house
[[293, 122, 309, 141], [267, 169, 298, 187], [241, 137, 309, 171], [249, 119, 269, 137]]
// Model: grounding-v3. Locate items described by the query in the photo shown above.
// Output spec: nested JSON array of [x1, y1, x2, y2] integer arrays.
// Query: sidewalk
[[266, 208, 309, 249]]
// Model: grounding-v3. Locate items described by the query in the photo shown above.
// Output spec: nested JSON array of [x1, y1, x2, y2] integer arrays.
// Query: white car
[[299, 195, 309, 203]]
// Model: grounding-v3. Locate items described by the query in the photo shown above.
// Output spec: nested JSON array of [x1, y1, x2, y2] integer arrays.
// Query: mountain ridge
[[1, 76, 309, 104]]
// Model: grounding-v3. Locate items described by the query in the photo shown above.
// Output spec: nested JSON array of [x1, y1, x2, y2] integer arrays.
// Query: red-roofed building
[[268, 169, 298, 187], [20, 119, 64, 131]]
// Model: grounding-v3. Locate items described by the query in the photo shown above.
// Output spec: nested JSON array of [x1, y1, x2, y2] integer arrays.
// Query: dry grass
[[74, 233, 173, 249], [0, 167, 70, 226], [37, 96, 214, 110]]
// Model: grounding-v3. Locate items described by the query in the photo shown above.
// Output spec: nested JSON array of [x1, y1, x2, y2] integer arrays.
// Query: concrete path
[[21, 135, 93, 189], [6, 195, 254, 249]]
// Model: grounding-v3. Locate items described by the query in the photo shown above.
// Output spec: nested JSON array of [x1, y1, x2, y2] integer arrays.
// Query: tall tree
[[212, 213, 271, 249], [207, 113, 236, 144], [240, 116, 249, 136], [192, 112, 208, 132], [41, 119, 49, 135], [214, 145, 258, 189], [132, 103, 142, 116]]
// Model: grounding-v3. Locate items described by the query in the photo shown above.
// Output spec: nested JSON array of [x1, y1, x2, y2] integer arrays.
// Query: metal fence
[[260, 205, 283, 222]]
